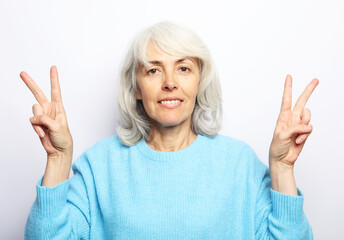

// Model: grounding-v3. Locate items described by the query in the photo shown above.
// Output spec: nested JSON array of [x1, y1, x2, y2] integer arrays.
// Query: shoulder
[[206, 134, 268, 171], [202, 134, 256, 155], [72, 135, 128, 170], [84, 135, 126, 156]]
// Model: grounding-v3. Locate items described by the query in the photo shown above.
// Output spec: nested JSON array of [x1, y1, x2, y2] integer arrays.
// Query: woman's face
[[136, 42, 200, 128]]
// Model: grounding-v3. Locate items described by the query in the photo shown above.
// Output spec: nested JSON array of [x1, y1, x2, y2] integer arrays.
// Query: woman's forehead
[[137, 41, 199, 70], [145, 42, 178, 60]]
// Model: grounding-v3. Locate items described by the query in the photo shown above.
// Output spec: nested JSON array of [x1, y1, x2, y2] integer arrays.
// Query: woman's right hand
[[20, 66, 73, 186]]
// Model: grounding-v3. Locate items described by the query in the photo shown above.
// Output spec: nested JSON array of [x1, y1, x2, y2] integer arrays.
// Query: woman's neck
[[146, 119, 197, 152]]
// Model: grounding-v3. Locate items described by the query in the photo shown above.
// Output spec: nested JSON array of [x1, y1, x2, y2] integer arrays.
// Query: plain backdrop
[[1, 0, 343, 239]]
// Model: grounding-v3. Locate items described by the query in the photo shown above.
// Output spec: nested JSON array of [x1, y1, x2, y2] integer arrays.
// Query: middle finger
[[292, 78, 319, 114], [293, 78, 319, 114]]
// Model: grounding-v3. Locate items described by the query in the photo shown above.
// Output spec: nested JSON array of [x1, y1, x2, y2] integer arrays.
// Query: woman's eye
[[180, 67, 190, 72], [148, 69, 158, 74]]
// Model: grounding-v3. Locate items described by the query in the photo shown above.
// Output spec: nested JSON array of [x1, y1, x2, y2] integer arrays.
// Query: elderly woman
[[22, 22, 318, 239]]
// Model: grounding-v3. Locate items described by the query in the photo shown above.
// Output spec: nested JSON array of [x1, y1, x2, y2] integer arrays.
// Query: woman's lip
[[158, 97, 183, 102], [158, 100, 183, 109]]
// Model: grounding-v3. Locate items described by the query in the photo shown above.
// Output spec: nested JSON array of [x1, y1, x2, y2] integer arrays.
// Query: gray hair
[[117, 21, 223, 146]]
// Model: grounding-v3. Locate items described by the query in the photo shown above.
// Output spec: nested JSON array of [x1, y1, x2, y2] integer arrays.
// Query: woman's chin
[[154, 117, 190, 129]]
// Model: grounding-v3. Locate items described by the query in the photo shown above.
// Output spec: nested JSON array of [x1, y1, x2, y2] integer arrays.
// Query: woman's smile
[[158, 97, 183, 109]]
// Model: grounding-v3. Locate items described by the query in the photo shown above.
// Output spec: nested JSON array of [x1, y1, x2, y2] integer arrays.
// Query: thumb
[[30, 115, 57, 132], [281, 124, 313, 140]]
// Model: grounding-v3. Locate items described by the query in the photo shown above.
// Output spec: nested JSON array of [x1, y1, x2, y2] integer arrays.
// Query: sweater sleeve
[[254, 165, 313, 240], [24, 155, 90, 240]]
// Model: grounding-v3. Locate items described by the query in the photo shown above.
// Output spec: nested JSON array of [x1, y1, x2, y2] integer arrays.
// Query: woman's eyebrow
[[176, 57, 194, 63], [148, 60, 161, 65], [147, 58, 194, 65]]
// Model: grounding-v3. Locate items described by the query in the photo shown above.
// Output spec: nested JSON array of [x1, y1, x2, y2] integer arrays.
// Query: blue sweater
[[25, 134, 313, 239]]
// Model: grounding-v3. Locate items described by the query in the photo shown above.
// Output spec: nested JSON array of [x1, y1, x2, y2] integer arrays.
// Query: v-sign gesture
[[269, 74, 319, 167], [20, 66, 73, 187], [268, 75, 319, 195]]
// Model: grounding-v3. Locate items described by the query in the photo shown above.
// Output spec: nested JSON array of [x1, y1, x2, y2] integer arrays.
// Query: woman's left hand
[[269, 74, 319, 168]]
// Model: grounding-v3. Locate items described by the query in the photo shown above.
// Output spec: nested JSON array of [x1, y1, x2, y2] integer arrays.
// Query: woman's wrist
[[42, 150, 73, 187], [269, 160, 298, 196]]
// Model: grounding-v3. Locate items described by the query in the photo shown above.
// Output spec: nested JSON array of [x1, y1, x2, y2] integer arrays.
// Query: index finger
[[280, 74, 293, 112], [50, 65, 63, 103], [20, 71, 49, 107], [293, 78, 319, 113]]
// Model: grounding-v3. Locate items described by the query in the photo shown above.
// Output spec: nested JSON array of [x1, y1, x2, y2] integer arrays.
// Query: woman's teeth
[[161, 100, 181, 105]]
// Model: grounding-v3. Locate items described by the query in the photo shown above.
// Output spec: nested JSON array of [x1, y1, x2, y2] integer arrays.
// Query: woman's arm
[[21, 66, 90, 239], [254, 165, 313, 240], [20, 65, 73, 187], [269, 74, 319, 195], [24, 159, 90, 240]]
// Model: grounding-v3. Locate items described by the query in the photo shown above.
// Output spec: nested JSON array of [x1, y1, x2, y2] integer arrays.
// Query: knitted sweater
[[24, 134, 313, 239]]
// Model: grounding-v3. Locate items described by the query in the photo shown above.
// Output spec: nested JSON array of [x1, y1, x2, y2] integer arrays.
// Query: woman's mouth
[[158, 99, 183, 109]]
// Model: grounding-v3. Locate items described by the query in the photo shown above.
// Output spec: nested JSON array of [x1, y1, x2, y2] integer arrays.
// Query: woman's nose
[[162, 72, 178, 91]]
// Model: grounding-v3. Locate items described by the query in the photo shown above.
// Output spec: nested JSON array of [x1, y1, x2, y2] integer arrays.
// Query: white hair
[[117, 21, 223, 146]]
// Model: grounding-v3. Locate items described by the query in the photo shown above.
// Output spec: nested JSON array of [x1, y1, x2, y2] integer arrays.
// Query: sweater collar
[[135, 134, 203, 162]]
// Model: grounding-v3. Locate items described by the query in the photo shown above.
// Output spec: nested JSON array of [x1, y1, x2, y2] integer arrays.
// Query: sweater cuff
[[35, 176, 70, 217], [271, 188, 304, 224]]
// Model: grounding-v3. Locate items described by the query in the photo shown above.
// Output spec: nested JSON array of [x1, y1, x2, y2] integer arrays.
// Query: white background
[[1, 0, 343, 239]]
